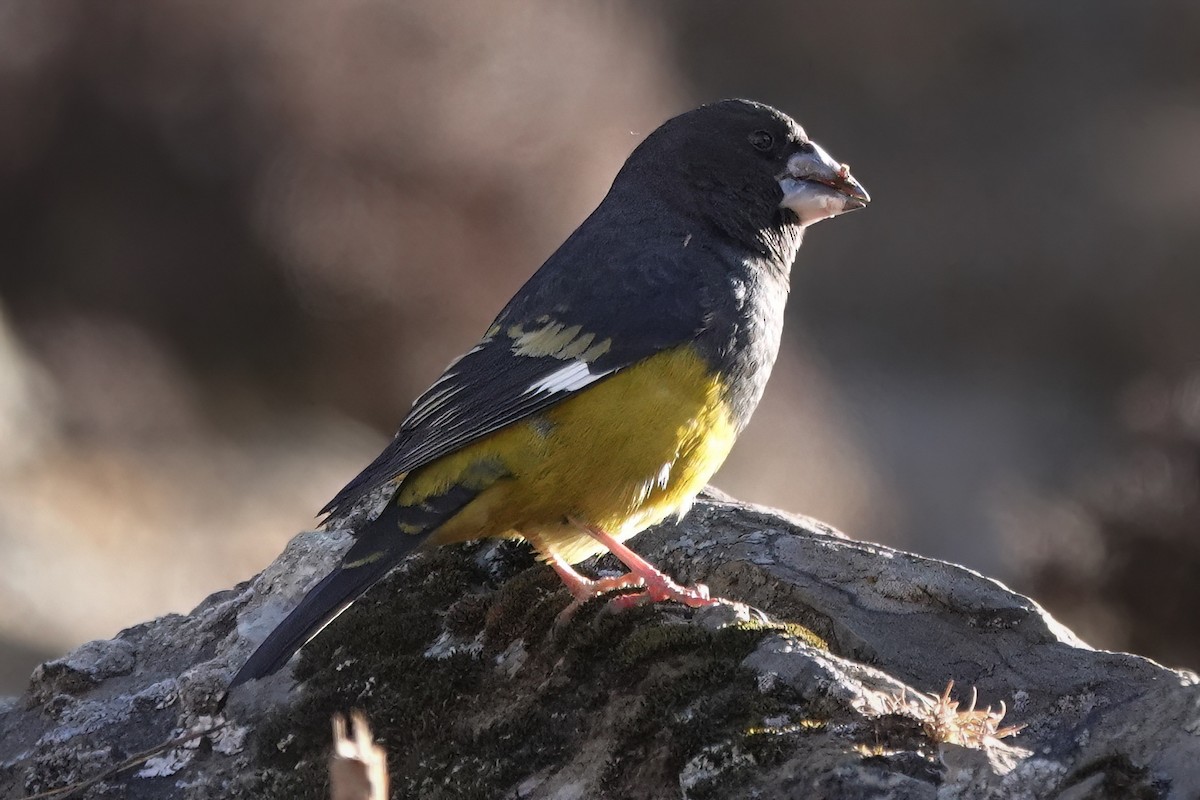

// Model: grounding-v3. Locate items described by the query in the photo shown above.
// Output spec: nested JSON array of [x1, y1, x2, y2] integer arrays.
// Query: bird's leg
[[545, 552, 646, 601], [571, 519, 721, 612], [543, 550, 646, 624]]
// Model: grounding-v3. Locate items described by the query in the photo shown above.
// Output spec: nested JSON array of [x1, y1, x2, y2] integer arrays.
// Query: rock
[[1, 495, 1197, 799], [27, 639, 137, 705]]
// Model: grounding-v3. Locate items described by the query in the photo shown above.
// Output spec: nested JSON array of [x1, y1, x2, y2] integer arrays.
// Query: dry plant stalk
[[922, 680, 1025, 747], [330, 711, 389, 800]]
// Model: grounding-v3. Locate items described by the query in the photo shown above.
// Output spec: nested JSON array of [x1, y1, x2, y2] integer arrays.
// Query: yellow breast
[[403, 345, 739, 564]]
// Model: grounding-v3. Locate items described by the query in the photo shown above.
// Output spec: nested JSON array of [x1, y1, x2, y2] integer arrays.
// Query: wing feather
[[321, 238, 719, 521], [322, 326, 645, 519]]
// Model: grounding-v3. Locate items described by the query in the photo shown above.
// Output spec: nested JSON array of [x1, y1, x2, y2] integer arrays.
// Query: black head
[[612, 99, 868, 260]]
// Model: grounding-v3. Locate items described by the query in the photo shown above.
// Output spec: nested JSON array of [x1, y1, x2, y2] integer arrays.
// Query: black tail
[[228, 554, 397, 687], [228, 476, 490, 688], [229, 502, 436, 688]]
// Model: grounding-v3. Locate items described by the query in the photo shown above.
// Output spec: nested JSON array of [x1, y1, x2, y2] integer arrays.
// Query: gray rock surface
[[1, 495, 1196, 799]]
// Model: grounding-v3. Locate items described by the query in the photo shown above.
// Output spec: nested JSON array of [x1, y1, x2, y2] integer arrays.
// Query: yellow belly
[[398, 345, 739, 564]]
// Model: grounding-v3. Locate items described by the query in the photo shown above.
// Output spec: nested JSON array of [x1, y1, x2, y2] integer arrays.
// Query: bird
[[229, 99, 868, 687]]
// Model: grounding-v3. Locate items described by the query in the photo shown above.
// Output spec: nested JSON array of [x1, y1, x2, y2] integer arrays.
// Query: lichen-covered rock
[[1, 495, 1197, 799], [27, 639, 137, 704]]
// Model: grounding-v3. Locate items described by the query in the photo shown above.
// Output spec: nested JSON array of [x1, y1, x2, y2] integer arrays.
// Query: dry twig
[[330, 711, 389, 800]]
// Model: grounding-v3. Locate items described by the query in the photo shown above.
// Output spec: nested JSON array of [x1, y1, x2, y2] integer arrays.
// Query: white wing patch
[[524, 361, 612, 396], [407, 383, 465, 425]]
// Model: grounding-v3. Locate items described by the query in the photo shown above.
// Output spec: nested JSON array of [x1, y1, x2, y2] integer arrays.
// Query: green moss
[[615, 623, 712, 668], [250, 539, 828, 800], [480, 563, 564, 652], [599, 617, 815, 795], [740, 723, 822, 767], [253, 544, 503, 800], [712, 618, 828, 656], [242, 766, 329, 800]]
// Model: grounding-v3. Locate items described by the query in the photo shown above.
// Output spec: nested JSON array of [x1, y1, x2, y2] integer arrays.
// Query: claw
[[541, 521, 728, 626], [606, 575, 719, 613], [552, 571, 646, 625]]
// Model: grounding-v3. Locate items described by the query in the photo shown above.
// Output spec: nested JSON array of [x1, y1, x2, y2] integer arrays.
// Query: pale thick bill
[[777, 142, 869, 227]]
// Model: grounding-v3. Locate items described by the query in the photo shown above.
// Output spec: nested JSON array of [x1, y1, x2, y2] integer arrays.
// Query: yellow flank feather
[[393, 344, 738, 564]]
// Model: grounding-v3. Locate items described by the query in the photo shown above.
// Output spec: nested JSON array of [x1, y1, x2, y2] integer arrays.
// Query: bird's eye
[[748, 130, 774, 152]]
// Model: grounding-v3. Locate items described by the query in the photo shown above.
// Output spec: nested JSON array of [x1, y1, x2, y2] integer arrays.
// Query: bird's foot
[[564, 518, 727, 614], [547, 556, 647, 624], [545, 522, 729, 624], [576, 571, 647, 600], [604, 570, 722, 612]]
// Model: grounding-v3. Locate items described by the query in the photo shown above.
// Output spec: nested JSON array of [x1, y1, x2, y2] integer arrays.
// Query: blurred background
[[1, 1, 1198, 695]]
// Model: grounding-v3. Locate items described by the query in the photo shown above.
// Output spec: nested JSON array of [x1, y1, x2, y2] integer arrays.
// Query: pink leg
[[546, 552, 646, 601], [571, 519, 721, 611], [545, 550, 646, 623]]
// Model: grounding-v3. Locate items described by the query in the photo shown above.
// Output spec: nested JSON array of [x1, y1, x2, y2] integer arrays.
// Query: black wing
[[321, 236, 718, 520]]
